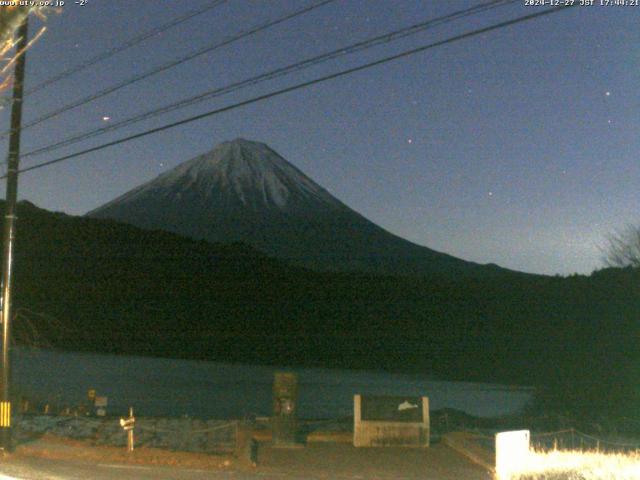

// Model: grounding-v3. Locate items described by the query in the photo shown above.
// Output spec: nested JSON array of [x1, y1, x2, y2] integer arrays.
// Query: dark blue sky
[[1, 0, 638, 275]]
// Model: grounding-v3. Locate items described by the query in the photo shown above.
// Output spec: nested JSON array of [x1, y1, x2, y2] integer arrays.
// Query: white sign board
[[495, 430, 530, 479]]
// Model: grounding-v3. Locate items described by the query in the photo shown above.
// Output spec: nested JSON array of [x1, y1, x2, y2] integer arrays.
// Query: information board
[[354, 394, 429, 447], [360, 396, 424, 423]]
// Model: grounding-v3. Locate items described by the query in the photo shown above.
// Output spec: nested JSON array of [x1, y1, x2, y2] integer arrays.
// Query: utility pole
[[0, 16, 29, 452]]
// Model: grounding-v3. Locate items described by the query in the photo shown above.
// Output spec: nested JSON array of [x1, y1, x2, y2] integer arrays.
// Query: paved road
[[1, 457, 239, 480], [0, 443, 492, 480]]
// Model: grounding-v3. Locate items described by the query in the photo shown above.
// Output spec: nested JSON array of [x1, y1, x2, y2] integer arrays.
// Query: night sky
[[1, 0, 638, 275]]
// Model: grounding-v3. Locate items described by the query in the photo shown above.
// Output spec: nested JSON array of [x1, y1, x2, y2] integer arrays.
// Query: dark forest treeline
[[7, 201, 640, 419]]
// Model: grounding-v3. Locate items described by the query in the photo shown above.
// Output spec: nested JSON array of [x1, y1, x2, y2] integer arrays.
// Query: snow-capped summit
[[141, 138, 342, 211], [89, 139, 498, 277], [97, 139, 342, 213]]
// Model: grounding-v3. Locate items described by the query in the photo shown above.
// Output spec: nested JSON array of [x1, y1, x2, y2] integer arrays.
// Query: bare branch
[[601, 225, 640, 268]]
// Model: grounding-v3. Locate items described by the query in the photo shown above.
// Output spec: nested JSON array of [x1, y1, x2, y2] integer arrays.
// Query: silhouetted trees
[[603, 225, 640, 268]]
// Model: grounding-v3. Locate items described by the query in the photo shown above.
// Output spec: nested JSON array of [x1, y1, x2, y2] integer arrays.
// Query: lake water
[[12, 347, 533, 419]]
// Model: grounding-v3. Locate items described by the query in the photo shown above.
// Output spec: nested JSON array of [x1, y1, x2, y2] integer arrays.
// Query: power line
[[0, 0, 338, 140], [23, 0, 517, 160], [23, 0, 228, 96], [9, 5, 575, 179]]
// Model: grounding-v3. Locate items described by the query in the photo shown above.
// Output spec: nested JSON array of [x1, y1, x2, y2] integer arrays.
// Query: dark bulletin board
[[360, 396, 424, 423]]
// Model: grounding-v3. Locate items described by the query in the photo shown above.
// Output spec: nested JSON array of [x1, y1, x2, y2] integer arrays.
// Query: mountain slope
[[8, 200, 640, 418], [88, 138, 505, 277]]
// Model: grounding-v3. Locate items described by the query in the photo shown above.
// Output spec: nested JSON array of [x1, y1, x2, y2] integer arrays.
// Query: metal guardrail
[[458, 427, 640, 454], [14, 414, 239, 454], [530, 428, 640, 452]]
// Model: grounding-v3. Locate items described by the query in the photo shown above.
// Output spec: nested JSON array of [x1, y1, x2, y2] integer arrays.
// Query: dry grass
[[504, 449, 640, 480]]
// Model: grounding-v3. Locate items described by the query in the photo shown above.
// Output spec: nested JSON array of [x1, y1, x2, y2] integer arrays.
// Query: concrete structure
[[271, 372, 299, 447], [353, 394, 429, 447]]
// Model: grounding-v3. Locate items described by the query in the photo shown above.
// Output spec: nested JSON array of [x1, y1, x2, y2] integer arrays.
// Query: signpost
[[94, 396, 108, 417], [120, 407, 135, 453]]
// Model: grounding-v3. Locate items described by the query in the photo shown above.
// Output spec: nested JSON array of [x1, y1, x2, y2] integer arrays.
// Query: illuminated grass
[[506, 449, 640, 480]]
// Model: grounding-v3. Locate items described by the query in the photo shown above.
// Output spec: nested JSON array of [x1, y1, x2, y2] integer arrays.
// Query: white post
[[495, 430, 530, 479]]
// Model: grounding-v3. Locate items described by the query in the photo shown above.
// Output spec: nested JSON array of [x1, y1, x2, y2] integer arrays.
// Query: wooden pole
[[127, 406, 134, 452], [0, 15, 29, 452]]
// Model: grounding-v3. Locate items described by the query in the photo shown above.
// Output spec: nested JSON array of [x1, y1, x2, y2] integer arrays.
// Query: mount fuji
[[88, 138, 505, 277]]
